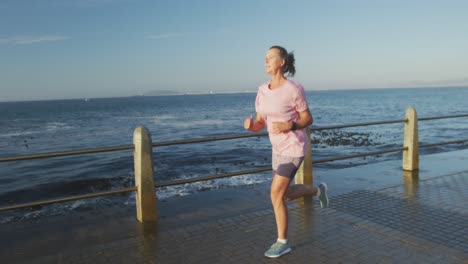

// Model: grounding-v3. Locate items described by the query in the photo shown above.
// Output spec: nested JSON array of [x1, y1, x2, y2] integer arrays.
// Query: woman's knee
[[284, 191, 295, 202], [270, 176, 290, 202], [270, 188, 284, 203]]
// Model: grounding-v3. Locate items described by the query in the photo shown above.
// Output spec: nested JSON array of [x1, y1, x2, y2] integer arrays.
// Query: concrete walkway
[[1, 149, 467, 263]]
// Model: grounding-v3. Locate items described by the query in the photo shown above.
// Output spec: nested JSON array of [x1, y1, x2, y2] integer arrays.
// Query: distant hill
[[143, 90, 182, 96], [140, 89, 257, 96]]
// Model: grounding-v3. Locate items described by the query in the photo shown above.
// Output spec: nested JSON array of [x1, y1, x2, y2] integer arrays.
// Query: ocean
[[1, 87, 467, 223]]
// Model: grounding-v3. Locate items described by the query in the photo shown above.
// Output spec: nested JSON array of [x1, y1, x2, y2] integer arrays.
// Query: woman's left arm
[[293, 109, 313, 130], [271, 109, 313, 133]]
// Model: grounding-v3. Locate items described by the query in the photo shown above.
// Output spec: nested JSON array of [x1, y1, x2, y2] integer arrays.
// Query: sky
[[1, 0, 468, 102]]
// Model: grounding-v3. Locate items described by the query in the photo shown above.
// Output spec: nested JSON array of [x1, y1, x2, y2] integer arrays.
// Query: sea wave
[[45, 122, 74, 132]]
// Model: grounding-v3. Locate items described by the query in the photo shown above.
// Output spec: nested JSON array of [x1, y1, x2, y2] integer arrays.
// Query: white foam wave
[[153, 114, 176, 121], [45, 122, 73, 132], [0, 131, 38, 138], [155, 173, 270, 200], [0, 122, 74, 138], [68, 199, 87, 210]]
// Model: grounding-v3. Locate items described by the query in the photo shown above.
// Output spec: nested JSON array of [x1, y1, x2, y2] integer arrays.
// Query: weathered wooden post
[[295, 127, 313, 195], [403, 107, 419, 171], [133, 126, 157, 223]]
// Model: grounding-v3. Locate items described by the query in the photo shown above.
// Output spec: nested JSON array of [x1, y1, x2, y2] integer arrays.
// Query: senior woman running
[[244, 45, 329, 258]]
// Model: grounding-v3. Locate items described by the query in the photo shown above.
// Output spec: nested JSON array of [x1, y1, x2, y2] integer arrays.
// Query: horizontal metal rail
[[420, 138, 468, 148], [418, 113, 468, 121], [313, 147, 407, 164], [312, 119, 406, 131], [153, 132, 268, 147], [0, 187, 137, 212], [0, 145, 134, 163], [156, 167, 272, 187]]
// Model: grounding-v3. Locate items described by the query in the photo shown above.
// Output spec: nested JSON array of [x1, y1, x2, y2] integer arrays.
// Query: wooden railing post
[[295, 127, 313, 189], [133, 126, 157, 223], [403, 107, 419, 171]]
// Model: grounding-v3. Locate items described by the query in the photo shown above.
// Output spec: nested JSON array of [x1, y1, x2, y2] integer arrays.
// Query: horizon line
[[2, 85, 468, 103]]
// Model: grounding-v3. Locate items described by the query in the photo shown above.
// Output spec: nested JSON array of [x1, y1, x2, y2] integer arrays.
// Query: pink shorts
[[272, 153, 304, 179]]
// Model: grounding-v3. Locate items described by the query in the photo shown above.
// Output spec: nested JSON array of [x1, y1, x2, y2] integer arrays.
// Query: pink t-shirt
[[255, 79, 309, 157]]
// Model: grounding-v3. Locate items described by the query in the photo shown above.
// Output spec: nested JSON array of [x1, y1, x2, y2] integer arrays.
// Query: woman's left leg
[[284, 184, 317, 201]]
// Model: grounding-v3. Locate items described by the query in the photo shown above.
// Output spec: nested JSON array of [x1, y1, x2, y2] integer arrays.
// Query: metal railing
[[0, 187, 137, 212], [0, 109, 467, 223], [0, 145, 134, 162]]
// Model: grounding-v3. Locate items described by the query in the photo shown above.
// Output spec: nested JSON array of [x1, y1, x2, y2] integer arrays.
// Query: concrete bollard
[[403, 107, 419, 171], [133, 126, 157, 223], [295, 127, 313, 189]]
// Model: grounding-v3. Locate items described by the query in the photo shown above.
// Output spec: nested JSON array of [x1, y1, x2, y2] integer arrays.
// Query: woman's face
[[265, 48, 285, 76]]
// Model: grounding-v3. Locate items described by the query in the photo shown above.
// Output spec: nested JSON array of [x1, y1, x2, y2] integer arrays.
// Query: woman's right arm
[[244, 112, 266, 132]]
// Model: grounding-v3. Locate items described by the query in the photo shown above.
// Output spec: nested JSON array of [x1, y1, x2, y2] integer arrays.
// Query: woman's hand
[[244, 113, 265, 132], [244, 115, 254, 130], [271, 121, 292, 133], [271, 109, 313, 133]]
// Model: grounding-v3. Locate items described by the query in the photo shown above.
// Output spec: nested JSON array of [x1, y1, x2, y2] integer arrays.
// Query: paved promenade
[[1, 150, 467, 263]]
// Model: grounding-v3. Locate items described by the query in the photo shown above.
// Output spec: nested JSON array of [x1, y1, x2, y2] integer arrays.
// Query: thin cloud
[[0, 35, 69, 45], [146, 33, 187, 40]]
